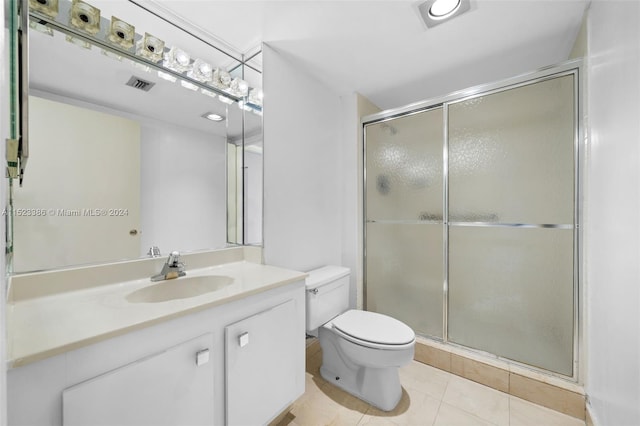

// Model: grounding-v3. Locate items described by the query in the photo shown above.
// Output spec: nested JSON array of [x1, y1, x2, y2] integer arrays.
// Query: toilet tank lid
[[305, 265, 350, 289]]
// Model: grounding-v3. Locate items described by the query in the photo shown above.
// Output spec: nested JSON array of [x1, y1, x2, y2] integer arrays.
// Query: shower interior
[[363, 61, 581, 379]]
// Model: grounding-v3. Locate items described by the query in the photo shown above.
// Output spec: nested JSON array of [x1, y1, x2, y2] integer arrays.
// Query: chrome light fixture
[[136, 32, 165, 63], [418, 0, 470, 28], [200, 89, 217, 98], [69, 0, 101, 35], [157, 71, 177, 82], [211, 68, 232, 90], [188, 59, 213, 83], [227, 78, 249, 97], [237, 100, 252, 112], [102, 50, 123, 61], [218, 95, 234, 105], [248, 88, 264, 107], [29, 20, 54, 36], [65, 34, 91, 49], [29, 0, 59, 18], [163, 46, 191, 73], [108, 16, 135, 50], [180, 80, 199, 91]]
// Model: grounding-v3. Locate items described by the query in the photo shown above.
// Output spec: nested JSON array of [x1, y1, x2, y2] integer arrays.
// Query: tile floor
[[275, 346, 585, 426]]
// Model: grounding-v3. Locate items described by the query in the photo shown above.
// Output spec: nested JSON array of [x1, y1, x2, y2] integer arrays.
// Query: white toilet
[[305, 265, 415, 411]]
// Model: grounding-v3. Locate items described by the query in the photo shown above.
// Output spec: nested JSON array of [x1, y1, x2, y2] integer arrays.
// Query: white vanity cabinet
[[226, 300, 298, 426], [7, 279, 305, 426], [63, 334, 215, 426]]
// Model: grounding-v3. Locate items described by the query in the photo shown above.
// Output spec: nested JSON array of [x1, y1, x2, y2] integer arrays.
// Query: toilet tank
[[305, 266, 351, 332]]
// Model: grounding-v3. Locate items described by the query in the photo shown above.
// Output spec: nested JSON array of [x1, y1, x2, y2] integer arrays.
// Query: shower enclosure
[[363, 61, 581, 378]]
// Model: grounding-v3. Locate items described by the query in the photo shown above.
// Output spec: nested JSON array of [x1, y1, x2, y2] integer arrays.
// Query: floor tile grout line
[[508, 390, 511, 426], [431, 399, 444, 426]]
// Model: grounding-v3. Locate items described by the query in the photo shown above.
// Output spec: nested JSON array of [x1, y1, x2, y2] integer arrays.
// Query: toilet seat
[[331, 310, 415, 351]]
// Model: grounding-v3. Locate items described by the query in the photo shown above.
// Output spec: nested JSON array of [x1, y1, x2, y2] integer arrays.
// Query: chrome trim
[[442, 103, 449, 343], [362, 59, 582, 125], [362, 122, 368, 310], [361, 103, 444, 127], [366, 219, 443, 225], [18, 0, 29, 185], [449, 222, 574, 229], [573, 64, 583, 382]]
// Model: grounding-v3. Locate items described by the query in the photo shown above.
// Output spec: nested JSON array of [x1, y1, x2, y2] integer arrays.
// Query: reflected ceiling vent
[[125, 76, 156, 92]]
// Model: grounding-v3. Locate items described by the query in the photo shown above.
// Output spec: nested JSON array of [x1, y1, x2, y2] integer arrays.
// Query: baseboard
[[586, 401, 597, 426]]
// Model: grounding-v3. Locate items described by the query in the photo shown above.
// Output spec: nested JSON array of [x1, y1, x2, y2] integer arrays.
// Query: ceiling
[[142, 0, 589, 110]]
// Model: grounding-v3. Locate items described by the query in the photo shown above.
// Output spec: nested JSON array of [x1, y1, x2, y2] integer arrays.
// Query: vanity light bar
[[28, 0, 263, 107], [107, 16, 135, 50], [28, 0, 59, 18], [69, 0, 100, 35]]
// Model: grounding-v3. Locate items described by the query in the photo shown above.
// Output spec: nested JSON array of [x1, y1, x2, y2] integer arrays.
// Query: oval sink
[[126, 275, 234, 303]]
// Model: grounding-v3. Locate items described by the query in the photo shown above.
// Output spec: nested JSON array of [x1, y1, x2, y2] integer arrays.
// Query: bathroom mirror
[[9, 0, 263, 273]]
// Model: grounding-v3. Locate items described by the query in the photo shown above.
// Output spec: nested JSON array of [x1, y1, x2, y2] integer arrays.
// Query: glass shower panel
[[448, 75, 575, 224], [366, 222, 443, 337], [366, 108, 443, 221], [448, 226, 574, 376], [365, 107, 444, 338]]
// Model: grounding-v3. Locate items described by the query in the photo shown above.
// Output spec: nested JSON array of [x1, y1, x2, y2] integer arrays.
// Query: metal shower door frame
[[362, 59, 583, 382]]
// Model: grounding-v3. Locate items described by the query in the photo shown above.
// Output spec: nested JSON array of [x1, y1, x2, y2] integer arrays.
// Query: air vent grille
[[125, 76, 156, 92]]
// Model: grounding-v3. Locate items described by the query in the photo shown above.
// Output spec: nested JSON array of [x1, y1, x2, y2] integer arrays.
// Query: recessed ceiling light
[[418, 0, 470, 28], [429, 0, 461, 19], [202, 112, 225, 122]]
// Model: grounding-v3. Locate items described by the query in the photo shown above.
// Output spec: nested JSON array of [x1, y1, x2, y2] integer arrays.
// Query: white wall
[[244, 147, 263, 246], [140, 121, 227, 256], [585, 1, 640, 425], [13, 96, 141, 272], [262, 44, 343, 272], [340, 93, 380, 308]]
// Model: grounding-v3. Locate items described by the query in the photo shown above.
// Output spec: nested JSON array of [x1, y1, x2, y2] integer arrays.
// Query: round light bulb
[[199, 62, 212, 74], [429, 0, 461, 19], [176, 50, 190, 66]]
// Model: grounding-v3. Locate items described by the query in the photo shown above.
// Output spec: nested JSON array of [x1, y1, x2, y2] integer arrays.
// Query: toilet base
[[318, 327, 404, 412]]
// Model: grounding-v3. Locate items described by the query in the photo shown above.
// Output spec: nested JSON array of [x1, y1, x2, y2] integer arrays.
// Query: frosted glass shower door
[[447, 75, 576, 375], [365, 108, 444, 338]]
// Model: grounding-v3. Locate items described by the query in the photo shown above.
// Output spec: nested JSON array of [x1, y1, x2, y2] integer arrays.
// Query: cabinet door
[[62, 333, 214, 426], [225, 299, 300, 426]]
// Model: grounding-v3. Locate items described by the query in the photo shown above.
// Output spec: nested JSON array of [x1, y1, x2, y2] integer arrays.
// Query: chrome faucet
[[151, 251, 186, 281]]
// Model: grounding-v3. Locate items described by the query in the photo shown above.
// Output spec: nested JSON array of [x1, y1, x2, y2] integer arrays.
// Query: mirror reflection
[[11, 0, 263, 273]]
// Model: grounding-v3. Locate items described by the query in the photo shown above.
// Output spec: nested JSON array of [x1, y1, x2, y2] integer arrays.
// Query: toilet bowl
[[306, 266, 415, 411]]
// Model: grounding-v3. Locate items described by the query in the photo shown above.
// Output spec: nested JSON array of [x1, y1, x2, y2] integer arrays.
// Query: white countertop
[[7, 261, 307, 368]]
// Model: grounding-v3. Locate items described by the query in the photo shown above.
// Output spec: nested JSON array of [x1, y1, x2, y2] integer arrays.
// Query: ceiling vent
[[125, 76, 156, 92]]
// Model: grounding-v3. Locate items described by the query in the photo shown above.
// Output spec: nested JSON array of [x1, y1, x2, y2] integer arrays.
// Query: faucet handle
[[167, 251, 181, 266], [147, 246, 161, 258]]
